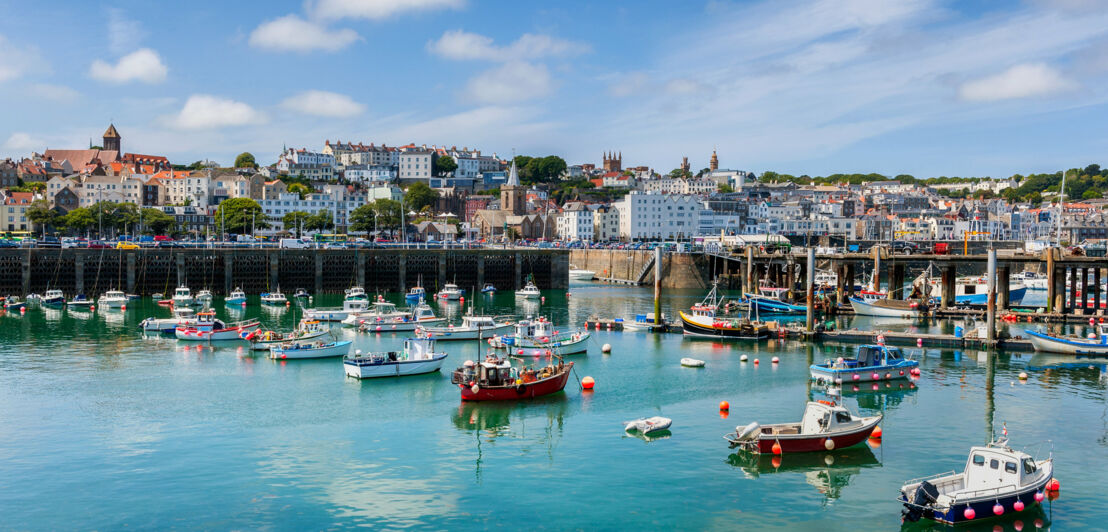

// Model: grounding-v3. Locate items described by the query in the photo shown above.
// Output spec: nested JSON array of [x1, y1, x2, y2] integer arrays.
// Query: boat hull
[[420, 323, 513, 340], [848, 297, 924, 318], [270, 341, 352, 359], [493, 333, 590, 355], [250, 329, 329, 351], [902, 468, 1052, 525], [98, 299, 127, 308], [956, 286, 1028, 305], [810, 360, 919, 384], [745, 294, 807, 314], [344, 353, 448, 378], [458, 363, 573, 401], [679, 311, 770, 339], [176, 321, 260, 341], [752, 415, 881, 453], [304, 309, 350, 321], [1026, 330, 1108, 355]]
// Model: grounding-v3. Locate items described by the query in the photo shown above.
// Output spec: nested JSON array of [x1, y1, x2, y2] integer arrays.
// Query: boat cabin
[[174, 287, 191, 298], [342, 299, 370, 312], [371, 301, 400, 316], [345, 286, 367, 299], [834, 345, 903, 369], [404, 337, 437, 360], [462, 315, 500, 329], [761, 402, 863, 437], [513, 318, 555, 339], [961, 444, 1042, 493], [103, 290, 125, 299], [411, 302, 437, 321]]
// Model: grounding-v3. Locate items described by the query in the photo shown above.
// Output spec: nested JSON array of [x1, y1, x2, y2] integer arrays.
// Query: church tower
[[602, 151, 622, 173], [103, 123, 121, 153], [709, 149, 719, 171], [501, 159, 526, 215], [681, 156, 690, 173]]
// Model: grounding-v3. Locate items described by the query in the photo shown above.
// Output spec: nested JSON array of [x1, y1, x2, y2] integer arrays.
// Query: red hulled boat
[[725, 401, 881, 453], [450, 354, 573, 401]]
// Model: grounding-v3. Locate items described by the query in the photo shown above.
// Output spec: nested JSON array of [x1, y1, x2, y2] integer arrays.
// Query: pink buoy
[[121, 305, 126, 310], [885, 373, 891, 379], [852, 374, 860, 381], [964, 508, 975, 520], [1014, 500, 1025, 512], [1034, 492, 1045, 502], [517, 349, 524, 355], [917, 338, 923, 347], [993, 503, 1004, 516], [899, 370, 904, 376], [753, 358, 760, 365], [872, 373, 880, 380]]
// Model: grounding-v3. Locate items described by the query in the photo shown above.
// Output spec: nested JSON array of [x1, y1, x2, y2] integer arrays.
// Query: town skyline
[[3, 0, 1108, 177]]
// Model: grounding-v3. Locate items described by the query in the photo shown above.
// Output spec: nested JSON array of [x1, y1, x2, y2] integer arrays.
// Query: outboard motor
[[901, 481, 939, 523]]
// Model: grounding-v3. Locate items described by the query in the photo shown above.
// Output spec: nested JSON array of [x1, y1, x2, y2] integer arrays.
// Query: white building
[[592, 204, 620, 242], [259, 190, 370, 233], [556, 202, 594, 241], [344, 164, 396, 184], [398, 150, 433, 183], [365, 185, 404, 202], [277, 148, 335, 181], [614, 191, 701, 241], [162, 173, 211, 207]]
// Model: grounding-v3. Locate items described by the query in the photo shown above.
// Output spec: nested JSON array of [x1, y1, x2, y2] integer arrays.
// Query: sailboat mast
[[1055, 169, 1067, 247]]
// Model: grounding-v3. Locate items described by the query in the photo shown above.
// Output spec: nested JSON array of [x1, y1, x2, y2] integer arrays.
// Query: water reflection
[[726, 446, 880, 502], [899, 505, 1050, 532], [450, 398, 568, 483], [820, 381, 919, 412]]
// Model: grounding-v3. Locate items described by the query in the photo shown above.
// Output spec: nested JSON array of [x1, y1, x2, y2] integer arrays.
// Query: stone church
[[471, 160, 555, 240]]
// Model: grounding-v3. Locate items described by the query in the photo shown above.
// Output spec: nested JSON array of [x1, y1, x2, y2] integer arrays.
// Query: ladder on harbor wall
[[634, 254, 657, 285]]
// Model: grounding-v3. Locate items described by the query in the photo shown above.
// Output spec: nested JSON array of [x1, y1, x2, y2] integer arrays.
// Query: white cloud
[[428, 30, 589, 62], [3, 132, 44, 152], [664, 78, 709, 95], [958, 63, 1077, 102], [608, 72, 650, 97], [280, 90, 366, 117], [166, 95, 265, 130], [107, 8, 147, 54], [462, 62, 552, 104], [0, 35, 39, 83], [312, 0, 464, 20], [89, 48, 167, 84], [26, 83, 80, 103], [249, 14, 361, 52]]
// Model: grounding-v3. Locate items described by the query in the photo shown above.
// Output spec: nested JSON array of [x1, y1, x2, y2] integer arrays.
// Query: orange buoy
[[870, 425, 883, 439], [719, 400, 730, 411], [771, 440, 782, 455], [719, 410, 729, 419], [1047, 478, 1060, 491], [770, 455, 782, 468], [754, 358, 760, 365], [581, 376, 595, 390]]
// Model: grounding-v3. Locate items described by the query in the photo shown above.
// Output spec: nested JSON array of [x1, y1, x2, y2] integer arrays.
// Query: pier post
[[357, 252, 365, 289], [514, 252, 522, 290], [745, 246, 754, 294], [476, 255, 485, 293], [270, 253, 280, 293], [889, 263, 904, 299], [1095, 268, 1102, 314], [1067, 267, 1076, 313], [1081, 267, 1090, 313], [74, 254, 84, 295], [176, 253, 185, 287], [987, 249, 996, 343], [655, 246, 663, 326], [941, 265, 955, 309], [998, 265, 1010, 311], [127, 253, 136, 294], [223, 254, 232, 295], [313, 253, 322, 294], [438, 253, 447, 291], [22, 251, 30, 294], [786, 261, 796, 300], [871, 246, 882, 292], [846, 263, 856, 298], [806, 248, 815, 332], [1046, 249, 1057, 313], [398, 253, 407, 293], [835, 262, 847, 306]]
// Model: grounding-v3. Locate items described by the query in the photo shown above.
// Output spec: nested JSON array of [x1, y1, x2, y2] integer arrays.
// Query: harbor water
[[1, 284, 1104, 530]]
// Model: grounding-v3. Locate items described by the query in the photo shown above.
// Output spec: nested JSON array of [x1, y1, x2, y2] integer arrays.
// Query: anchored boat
[[450, 354, 573, 401], [140, 307, 198, 333], [489, 317, 590, 355], [810, 344, 918, 384], [98, 290, 129, 309], [437, 283, 464, 301], [175, 312, 260, 341], [171, 286, 193, 307], [248, 319, 331, 351], [418, 312, 513, 340], [900, 439, 1053, 525], [269, 340, 352, 360], [41, 289, 66, 307], [195, 289, 213, 306], [1025, 326, 1108, 355], [260, 288, 288, 306], [680, 282, 772, 339], [67, 294, 93, 310], [515, 280, 541, 299], [343, 337, 448, 378], [724, 401, 881, 453], [225, 287, 247, 306], [849, 297, 929, 318], [305, 297, 370, 322]]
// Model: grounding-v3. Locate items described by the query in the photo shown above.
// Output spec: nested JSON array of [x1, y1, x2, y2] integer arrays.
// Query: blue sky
[[1, 0, 1106, 178]]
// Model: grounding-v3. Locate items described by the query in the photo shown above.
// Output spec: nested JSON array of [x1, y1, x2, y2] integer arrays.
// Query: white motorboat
[[175, 312, 260, 341], [516, 280, 541, 299], [925, 276, 1028, 305], [67, 294, 93, 310], [248, 319, 332, 351], [195, 289, 213, 306], [417, 312, 513, 340], [41, 289, 65, 307], [437, 283, 464, 301], [352, 299, 447, 331], [260, 288, 288, 306], [344, 286, 368, 300], [140, 307, 198, 333], [849, 297, 928, 318], [341, 299, 414, 326], [1017, 271, 1048, 290], [1025, 325, 1108, 355], [97, 290, 129, 309], [343, 337, 449, 379], [900, 439, 1053, 525], [624, 417, 672, 435], [270, 340, 352, 360], [489, 317, 590, 355], [305, 298, 370, 322], [569, 268, 596, 281], [171, 286, 193, 307], [225, 288, 247, 306]]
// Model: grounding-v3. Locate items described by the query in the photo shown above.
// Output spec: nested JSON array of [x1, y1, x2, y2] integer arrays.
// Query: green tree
[[668, 168, 693, 179], [282, 211, 312, 236], [214, 198, 269, 235], [234, 152, 257, 168], [404, 182, 439, 212], [718, 183, 734, 194], [305, 210, 334, 232], [1083, 189, 1103, 200], [434, 155, 457, 177], [512, 154, 568, 183], [287, 182, 311, 199], [26, 200, 59, 233], [61, 207, 95, 234], [350, 199, 402, 234], [140, 208, 176, 235]]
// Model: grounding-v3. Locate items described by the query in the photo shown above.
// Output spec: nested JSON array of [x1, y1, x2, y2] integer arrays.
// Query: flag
[[1002, 423, 1008, 437]]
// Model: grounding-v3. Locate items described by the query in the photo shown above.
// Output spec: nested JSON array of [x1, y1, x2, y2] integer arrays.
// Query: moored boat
[[680, 282, 771, 339], [67, 294, 93, 310], [743, 293, 807, 314], [450, 354, 574, 401], [569, 268, 596, 281], [810, 344, 918, 384], [4, 295, 26, 311], [724, 401, 881, 453], [195, 289, 213, 305], [344, 286, 368, 300], [171, 286, 193, 307], [343, 337, 448, 379], [248, 319, 331, 351], [41, 289, 65, 307], [305, 297, 370, 322], [481, 283, 496, 294], [900, 438, 1053, 525], [293, 288, 311, 303], [1025, 326, 1108, 355], [405, 285, 426, 302], [140, 306, 198, 333], [97, 290, 129, 309], [515, 280, 541, 299], [624, 416, 672, 435], [260, 288, 288, 306], [225, 288, 247, 306], [175, 311, 260, 341], [270, 339, 352, 360], [417, 312, 513, 340], [849, 297, 928, 318], [489, 317, 590, 355], [437, 282, 463, 300]]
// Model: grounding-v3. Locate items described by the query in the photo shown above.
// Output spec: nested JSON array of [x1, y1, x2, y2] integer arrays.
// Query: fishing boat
[[489, 317, 590, 355], [680, 282, 772, 339], [810, 344, 919, 384], [67, 294, 93, 310], [171, 286, 193, 307], [515, 280, 541, 299], [417, 311, 513, 340], [569, 268, 596, 281], [3, 295, 26, 311], [351, 300, 447, 331], [304, 297, 370, 322], [41, 289, 66, 307], [260, 288, 288, 306], [926, 276, 1028, 305], [344, 286, 368, 300], [195, 289, 213, 306], [269, 339, 352, 360], [481, 283, 496, 294], [342, 298, 416, 326], [293, 288, 311, 303], [849, 297, 928, 318], [174, 311, 260, 341], [450, 354, 574, 401], [743, 293, 807, 314], [140, 307, 198, 333], [620, 313, 667, 332], [624, 417, 672, 435], [405, 285, 426, 303], [1025, 326, 1108, 355], [225, 287, 247, 306], [248, 319, 331, 351], [343, 337, 449, 379], [97, 290, 129, 309], [1016, 271, 1048, 290], [900, 438, 1054, 525], [437, 282, 464, 301], [724, 400, 882, 453], [152, 292, 164, 300]]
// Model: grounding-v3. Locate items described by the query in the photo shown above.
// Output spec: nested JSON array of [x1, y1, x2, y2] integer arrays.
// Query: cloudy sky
[[1, 0, 1106, 177]]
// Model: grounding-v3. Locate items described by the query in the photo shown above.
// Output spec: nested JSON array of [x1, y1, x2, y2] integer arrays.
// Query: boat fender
[[516, 383, 526, 395], [736, 422, 760, 441]]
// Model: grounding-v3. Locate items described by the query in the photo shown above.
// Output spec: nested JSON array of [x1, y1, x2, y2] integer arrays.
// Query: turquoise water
[[1, 285, 1104, 530]]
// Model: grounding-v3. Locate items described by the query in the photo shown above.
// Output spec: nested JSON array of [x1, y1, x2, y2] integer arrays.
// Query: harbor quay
[[0, 248, 569, 297]]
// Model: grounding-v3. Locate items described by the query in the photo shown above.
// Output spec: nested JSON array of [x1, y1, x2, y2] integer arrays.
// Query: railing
[[634, 254, 657, 284]]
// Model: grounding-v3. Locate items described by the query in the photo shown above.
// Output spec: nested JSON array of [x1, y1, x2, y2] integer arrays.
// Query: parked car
[[0, 239, 19, 248], [87, 240, 110, 249], [890, 240, 921, 255], [154, 235, 173, 242], [116, 241, 140, 250], [39, 236, 62, 248]]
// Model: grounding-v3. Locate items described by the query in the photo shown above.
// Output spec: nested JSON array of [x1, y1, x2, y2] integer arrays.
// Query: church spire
[[506, 159, 520, 186]]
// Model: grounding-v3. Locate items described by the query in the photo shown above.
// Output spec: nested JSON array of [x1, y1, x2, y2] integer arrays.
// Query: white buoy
[[740, 354, 749, 362], [1018, 372, 1028, 380], [602, 343, 612, 353], [771, 356, 780, 364]]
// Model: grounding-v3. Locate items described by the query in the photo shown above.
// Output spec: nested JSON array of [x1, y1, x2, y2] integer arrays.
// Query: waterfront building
[[161, 171, 210, 208], [398, 150, 433, 184], [3, 191, 33, 232], [1, 160, 20, 188], [591, 204, 620, 241], [614, 191, 701, 241], [343, 164, 396, 184], [556, 202, 594, 241]]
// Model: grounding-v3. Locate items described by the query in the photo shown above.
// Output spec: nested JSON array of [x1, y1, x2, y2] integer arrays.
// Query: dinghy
[[269, 340, 352, 360], [680, 358, 706, 367], [1025, 326, 1108, 355], [624, 417, 672, 435]]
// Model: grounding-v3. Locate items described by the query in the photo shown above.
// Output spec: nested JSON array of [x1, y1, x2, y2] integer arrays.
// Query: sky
[[1, 0, 1107, 178]]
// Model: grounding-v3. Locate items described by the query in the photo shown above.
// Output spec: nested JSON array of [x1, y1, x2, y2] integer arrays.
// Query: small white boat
[[352, 300, 447, 331], [270, 340, 352, 360], [97, 290, 129, 309], [680, 358, 705, 367], [260, 289, 288, 306], [1026, 325, 1108, 355], [41, 289, 65, 307], [624, 416, 672, 435], [345, 286, 368, 300], [195, 289, 213, 305], [516, 280, 541, 299], [490, 317, 590, 355], [225, 288, 247, 306], [437, 283, 463, 301], [849, 297, 928, 318], [569, 268, 596, 281], [305, 298, 369, 322], [341, 299, 416, 326], [417, 312, 513, 340], [293, 288, 311, 302], [175, 312, 260, 341], [343, 337, 449, 379], [140, 307, 198, 333], [67, 294, 93, 310], [249, 319, 331, 351], [172, 286, 193, 307]]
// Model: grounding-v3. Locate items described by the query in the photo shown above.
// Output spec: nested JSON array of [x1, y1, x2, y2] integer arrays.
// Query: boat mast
[[1055, 168, 1067, 247]]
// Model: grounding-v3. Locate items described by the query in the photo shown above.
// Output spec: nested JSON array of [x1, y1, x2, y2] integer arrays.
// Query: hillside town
[[2, 123, 1107, 247]]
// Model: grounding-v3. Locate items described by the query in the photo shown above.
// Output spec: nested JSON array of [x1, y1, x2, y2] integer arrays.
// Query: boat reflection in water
[[897, 505, 1051, 532], [451, 398, 568, 482], [824, 380, 919, 412], [726, 446, 880, 502]]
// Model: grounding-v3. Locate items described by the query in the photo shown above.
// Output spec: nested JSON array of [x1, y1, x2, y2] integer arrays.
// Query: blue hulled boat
[[810, 344, 918, 384], [743, 293, 807, 314]]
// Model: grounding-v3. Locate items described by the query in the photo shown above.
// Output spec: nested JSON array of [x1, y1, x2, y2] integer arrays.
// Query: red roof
[[5, 192, 33, 205]]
